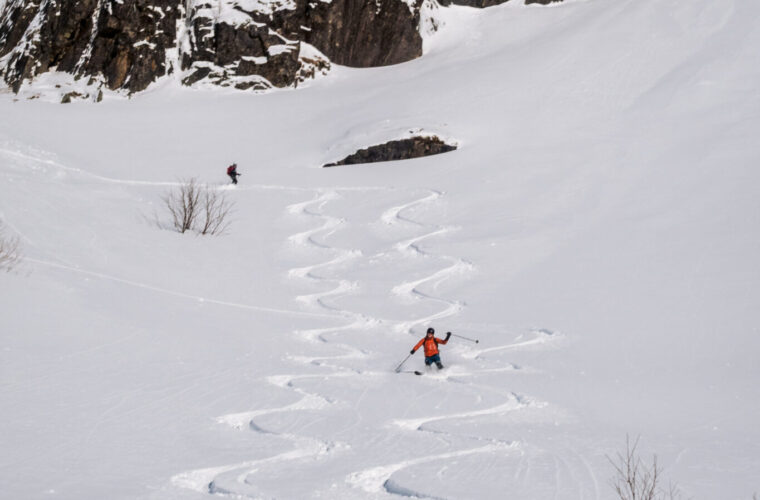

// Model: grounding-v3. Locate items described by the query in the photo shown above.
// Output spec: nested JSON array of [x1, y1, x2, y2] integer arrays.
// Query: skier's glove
[[445, 332, 451, 340], [410, 349, 415, 355]]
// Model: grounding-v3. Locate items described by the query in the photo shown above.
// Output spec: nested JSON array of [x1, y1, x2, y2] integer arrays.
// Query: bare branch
[[198, 187, 234, 235], [608, 435, 682, 500], [161, 179, 233, 236], [0, 220, 21, 272], [162, 178, 201, 233]]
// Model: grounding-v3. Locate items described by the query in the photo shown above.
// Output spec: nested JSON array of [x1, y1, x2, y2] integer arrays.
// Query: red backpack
[[227, 165, 236, 175]]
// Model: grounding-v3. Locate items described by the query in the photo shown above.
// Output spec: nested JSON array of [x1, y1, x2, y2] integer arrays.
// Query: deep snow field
[[1, 0, 759, 499]]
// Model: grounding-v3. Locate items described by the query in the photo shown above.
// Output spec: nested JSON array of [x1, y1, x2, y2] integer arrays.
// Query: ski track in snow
[[391, 392, 539, 433], [347, 442, 519, 496], [24, 257, 334, 319], [460, 328, 564, 360], [0, 143, 388, 193], [175, 189, 387, 497], [381, 190, 474, 335], [167, 185, 569, 499]]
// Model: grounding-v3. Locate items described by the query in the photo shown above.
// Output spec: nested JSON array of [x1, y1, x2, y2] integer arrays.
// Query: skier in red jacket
[[410, 327, 451, 370], [227, 163, 240, 184]]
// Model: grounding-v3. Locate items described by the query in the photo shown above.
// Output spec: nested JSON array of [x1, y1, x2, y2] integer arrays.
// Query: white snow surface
[[188, 0, 296, 25], [1, 1, 759, 499]]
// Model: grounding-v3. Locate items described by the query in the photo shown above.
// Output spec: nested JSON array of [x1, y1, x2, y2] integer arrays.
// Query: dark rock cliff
[[180, 0, 423, 91], [0, 0, 182, 94], [0, 0, 562, 99], [0, 0, 425, 96]]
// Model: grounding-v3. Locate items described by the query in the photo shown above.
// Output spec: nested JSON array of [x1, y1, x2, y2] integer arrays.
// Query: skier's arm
[[438, 332, 452, 345], [411, 338, 425, 354]]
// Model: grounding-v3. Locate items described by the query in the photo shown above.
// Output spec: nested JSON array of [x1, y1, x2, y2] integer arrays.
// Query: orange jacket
[[413, 336, 448, 357]]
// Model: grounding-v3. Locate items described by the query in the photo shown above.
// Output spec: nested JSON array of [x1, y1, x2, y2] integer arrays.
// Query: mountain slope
[[1, 0, 758, 499]]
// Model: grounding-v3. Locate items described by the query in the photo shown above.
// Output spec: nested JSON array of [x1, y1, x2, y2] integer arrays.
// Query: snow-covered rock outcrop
[[0, 0, 562, 100], [0, 0, 429, 98]]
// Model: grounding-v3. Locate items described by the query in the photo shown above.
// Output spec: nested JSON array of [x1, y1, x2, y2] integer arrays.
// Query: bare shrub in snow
[[162, 179, 233, 235], [163, 178, 201, 233], [609, 436, 682, 500], [197, 187, 233, 235], [0, 221, 21, 271]]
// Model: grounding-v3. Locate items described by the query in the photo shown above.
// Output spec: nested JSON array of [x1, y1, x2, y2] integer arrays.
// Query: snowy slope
[[1, 1, 759, 499]]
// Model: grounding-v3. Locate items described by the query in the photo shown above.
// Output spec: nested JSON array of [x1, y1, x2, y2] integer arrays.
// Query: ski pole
[[451, 333, 479, 344], [394, 353, 412, 372]]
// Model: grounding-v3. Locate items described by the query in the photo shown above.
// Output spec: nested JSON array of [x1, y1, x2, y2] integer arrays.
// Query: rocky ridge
[[0, 0, 561, 100]]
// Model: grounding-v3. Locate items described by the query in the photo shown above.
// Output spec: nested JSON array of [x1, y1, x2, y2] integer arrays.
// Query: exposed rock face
[[324, 136, 457, 167], [0, 0, 562, 98], [438, 0, 562, 7], [286, 1, 423, 68], [179, 0, 423, 91], [180, 3, 306, 92], [0, 0, 426, 96], [0, 0, 182, 94]]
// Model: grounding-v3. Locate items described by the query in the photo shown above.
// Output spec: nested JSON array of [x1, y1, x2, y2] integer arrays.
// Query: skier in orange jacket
[[410, 327, 451, 370]]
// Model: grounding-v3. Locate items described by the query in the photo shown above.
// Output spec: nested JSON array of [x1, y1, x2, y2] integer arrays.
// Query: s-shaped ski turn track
[[171, 189, 379, 498], [168, 186, 483, 498], [168, 186, 581, 499], [381, 190, 474, 335]]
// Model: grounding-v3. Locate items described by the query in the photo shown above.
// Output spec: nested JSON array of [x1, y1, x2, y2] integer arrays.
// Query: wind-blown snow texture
[[1, 1, 759, 499]]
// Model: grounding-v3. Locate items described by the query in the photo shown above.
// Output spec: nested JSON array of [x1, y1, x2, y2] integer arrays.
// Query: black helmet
[[426, 327, 434, 334]]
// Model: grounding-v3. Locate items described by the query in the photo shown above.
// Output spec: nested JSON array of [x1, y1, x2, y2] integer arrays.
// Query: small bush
[[162, 178, 233, 235], [162, 178, 201, 233], [0, 221, 21, 271], [609, 436, 682, 500]]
